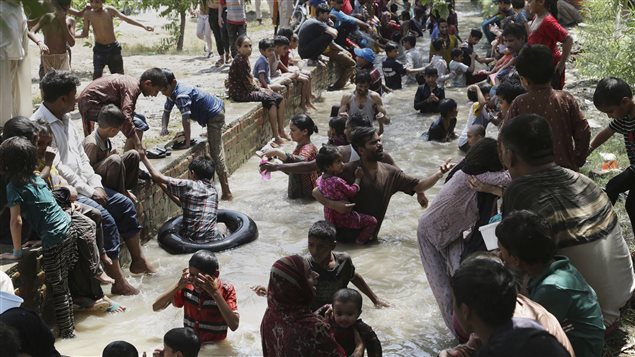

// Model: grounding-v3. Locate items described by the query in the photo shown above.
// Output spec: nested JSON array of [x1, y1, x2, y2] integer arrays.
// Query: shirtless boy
[[28, 0, 76, 78], [77, 0, 154, 79]]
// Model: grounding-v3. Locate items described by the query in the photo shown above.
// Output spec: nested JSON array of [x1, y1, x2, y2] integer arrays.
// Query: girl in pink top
[[315, 145, 377, 244]]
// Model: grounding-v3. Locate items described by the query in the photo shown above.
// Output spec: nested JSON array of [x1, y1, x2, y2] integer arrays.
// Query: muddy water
[[55, 2, 487, 356]]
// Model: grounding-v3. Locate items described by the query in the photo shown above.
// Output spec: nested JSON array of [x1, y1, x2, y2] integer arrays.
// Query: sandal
[[146, 148, 166, 159], [172, 138, 198, 150]]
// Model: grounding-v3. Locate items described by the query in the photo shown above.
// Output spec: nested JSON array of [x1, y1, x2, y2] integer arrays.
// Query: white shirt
[[404, 47, 425, 84], [428, 55, 454, 88], [31, 105, 103, 197]]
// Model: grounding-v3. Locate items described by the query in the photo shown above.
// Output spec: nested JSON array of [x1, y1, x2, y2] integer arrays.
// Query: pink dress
[[316, 175, 377, 243]]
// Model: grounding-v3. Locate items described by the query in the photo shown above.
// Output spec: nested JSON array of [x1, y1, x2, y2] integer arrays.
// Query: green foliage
[[140, 0, 197, 51], [419, 0, 450, 20], [576, 0, 635, 84]]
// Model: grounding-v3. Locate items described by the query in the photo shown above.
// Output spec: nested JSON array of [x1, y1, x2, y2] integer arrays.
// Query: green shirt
[[6, 175, 70, 248], [528, 256, 605, 357]]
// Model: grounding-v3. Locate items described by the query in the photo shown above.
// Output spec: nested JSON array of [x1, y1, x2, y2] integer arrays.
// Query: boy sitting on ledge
[[140, 153, 222, 242]]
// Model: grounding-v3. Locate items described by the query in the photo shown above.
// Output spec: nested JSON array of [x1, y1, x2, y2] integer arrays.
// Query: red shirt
[[528, 15, 569, 88], [173, 281, 238, 343], [342, 0, 353, 14]]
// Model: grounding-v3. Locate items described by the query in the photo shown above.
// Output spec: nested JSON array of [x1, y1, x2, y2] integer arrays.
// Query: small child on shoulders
[[316, 146, 377, 244], [414, 67, 446, 114], [152, 250, 239, 344], [425, 98, 458, 142]]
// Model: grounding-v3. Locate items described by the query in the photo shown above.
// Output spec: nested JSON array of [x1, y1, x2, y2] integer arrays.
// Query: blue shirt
[[164, 81, 224, 127], [330, 8, 357, 28], [382, 57, 406, 90], [253, 55, 271, 85], [6, 175, 70, 248]]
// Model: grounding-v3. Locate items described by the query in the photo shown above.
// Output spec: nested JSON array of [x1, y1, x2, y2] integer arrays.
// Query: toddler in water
[[316, 145, 378, 245], [316, 288, 382, 357]]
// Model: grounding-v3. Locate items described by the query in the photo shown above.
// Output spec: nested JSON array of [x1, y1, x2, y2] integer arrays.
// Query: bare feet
[[96, 272, 115, 285], [130, 258, 156, 275], [111, 280, 139, 296]]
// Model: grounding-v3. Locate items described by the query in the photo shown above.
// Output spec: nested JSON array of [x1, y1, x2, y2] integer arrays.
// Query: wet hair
[[163, 327, 201, 357], [450, 255, 517, 327], [516, 45, 554, 85], [97, 104, 125, 129], [40, 70, 80, 103], [450, 48, 463, 59], [593, 77, 634, 108], [462, 138, 504, 174], [355, 70, 372, 85], [235, 34, 250, 48], [468, 124, 486, 137], [467, 84, 492, 102], [502, 22, 527, 41], [402, 34, 416, 47], [188, 250, 219, 276], [496, 80, 526, 104], [470, 28, 483, 39], [162, 68, 176, 84], [0, 137, 38, 185], [347, 113, 372, 129], [1, 116, 38, 143], [431, 38, 444, 52], [308, 220, 337, 241], [424, 67, 438, 77], [277, 27, 293, 41], [188, 155, 216, 180], [274, 35, 290, 47], [385, 42, 399, 53], [333, 288, 363, 312], [350, 126, 377, 152], [439, 98, 458, 118], [290, 114, 318, 136], [259, 38, 274, 51], [496, 210, 556, 265], [499, 0, 512, 4], [330, 105, 341, 117], [499, 113, 554, 166], [329, 116, 346, 136], [511, 0, 525, 9], [102, 340, 139, 357], [316, 3, 331, 15], [140, 67, 168, 88], [316, 145, 342, 172]]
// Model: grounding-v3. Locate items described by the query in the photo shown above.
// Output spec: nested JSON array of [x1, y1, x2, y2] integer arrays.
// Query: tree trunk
[[177, 9, 186, 51]]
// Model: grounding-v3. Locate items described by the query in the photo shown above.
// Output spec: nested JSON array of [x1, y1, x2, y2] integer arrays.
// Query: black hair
[[140, 67, 168, 88], [499, 113, 554, 166], [461, 138, 504, 175], [347, 113, 372, 129], [188, 250, 219, 276], [545, 0, 558, 19], [316, 3, 331, 15], [450, 256, 517, 327], [401, 10, 411, 20], [162, 68, 176, 84], [496, 80, 526, 104], [97, 104, 125, 129], [40, 70, 80, 103], [496, 210, 556, 265], [54, 0, 71, 10], [499, 0, 512, 4], [276, 27, 293, 41], [0, 137, 38, 185], [333, 288, 363, 312], [438, 18, 447, 24], [336, 0, 345, 4], [34, 119, 52, 139], [188, 155, 216, 180], [439, 98, 457, 118], [274, 35, 290, 47], [259, 38, 274, 51], [355, 69, 372, 85], [350, 126, 377, 152], [424, 67, 438, 77], [329, 116, 346, 136], [389, 3, 398, 13], [0, 322, 20, 357], [102, 341, 138, 357], [308, 220, 337, 241], [511, 0, 525, 9], [501, 22, 527, 41], [414, 6, 425, 17], [402, 34, 416, 47], [431, 38, 444, 52], [593, 77, 634, 108], [316, 145, 342, 172], [163, 327, 201, 357], [450, 48, 463, 59], [1, 116, 38, 143], [516, 45, 554, 85], [470, 28, 483, 39], [467, 87, 479, 103], [385, 42, 399, 52], [235, 34, 250, 48], [290, 114, 318, 136], [330, 105, 341, 117]]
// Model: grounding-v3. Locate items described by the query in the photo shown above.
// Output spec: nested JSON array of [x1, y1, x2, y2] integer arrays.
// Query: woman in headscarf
[[260, 255, 345, 357]]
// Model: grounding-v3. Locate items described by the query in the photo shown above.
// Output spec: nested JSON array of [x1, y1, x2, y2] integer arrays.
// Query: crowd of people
[[0, 0, 633, 356]]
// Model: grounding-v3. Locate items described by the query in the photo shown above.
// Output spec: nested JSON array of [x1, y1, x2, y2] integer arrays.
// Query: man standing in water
[[339, 70, 388, 125]]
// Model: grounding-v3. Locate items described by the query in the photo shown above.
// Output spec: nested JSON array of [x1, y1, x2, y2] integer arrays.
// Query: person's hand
[[555, 60, 565, 76], [467, 175, 502, 196], [264, 149, 286, 160], [152, 347, 164, 357], [195, 273, 219, 296], [430, 94, 439, 102], [178, 268, 190, 289], [417, 191, 428, 208], [439, 159, 454, 174], [339, 112, 349, 119], [44, 146, 57, 166], [250, 285, 267, 296], [160, 127, 169, 136], [259, 160, 279, 173], [92, 187, 108, 206], [374, 298, 391, 308], [145, 25, 154, 32], [332, 200, 355, 214], [70, 201, 81, 212], [354, 167, 364, 180], [38, 41, 50, 54], [0, 252, 21, 260], [218, 17, 224, 27]]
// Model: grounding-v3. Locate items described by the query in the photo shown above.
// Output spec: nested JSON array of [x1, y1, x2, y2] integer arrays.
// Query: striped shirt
[[221, 0, 245, 24], [608, 115, 635, 170], [502, 166, 618, 248], [164, 82, 224, 127], [173, 282, 238, 343], [166, 177, 219, 242]]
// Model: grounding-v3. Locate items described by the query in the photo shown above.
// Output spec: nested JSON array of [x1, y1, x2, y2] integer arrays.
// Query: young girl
[[0, 137, 79, 337], [265, 114, 319, 199], [327, 116, 348, 146], [315, 145, 377, 244], [425, 98, 458, 142], [227, 34, 289, 145]]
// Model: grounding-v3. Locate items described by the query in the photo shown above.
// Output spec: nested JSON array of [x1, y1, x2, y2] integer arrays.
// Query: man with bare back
[[76, 0, 153, 79], [28, 0, 76, 79]]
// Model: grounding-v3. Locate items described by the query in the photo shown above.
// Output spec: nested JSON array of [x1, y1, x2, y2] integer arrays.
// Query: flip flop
[[172, 138, 199, 150], [146, 148, 166, 159], [106, 302, 126, 313]]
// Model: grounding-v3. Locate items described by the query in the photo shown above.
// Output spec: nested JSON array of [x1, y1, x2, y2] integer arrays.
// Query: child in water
[[315, 145, 378, 244], [328, 116, 348, 146]]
